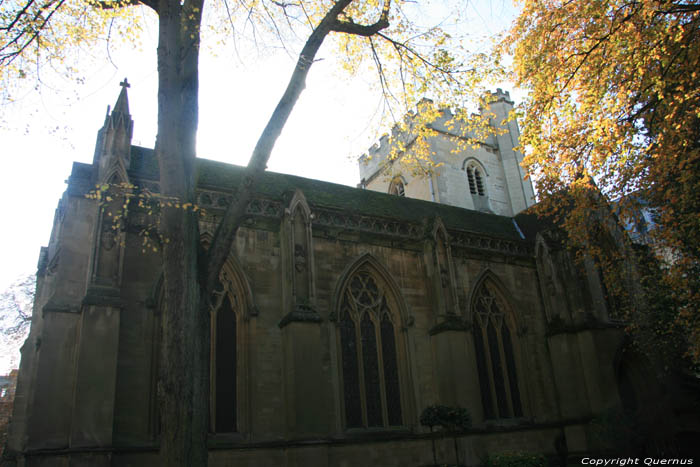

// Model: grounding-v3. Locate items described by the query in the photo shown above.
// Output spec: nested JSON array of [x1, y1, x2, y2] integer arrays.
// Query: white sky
[[0, 0, 520, 296]]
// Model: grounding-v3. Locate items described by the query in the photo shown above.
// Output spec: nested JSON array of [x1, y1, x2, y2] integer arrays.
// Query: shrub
[[419, 405, 471, 432], [483, 452, 547, 467]]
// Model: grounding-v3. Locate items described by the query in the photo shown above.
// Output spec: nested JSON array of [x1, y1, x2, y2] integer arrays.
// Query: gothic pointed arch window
[[209, 266, 250, 434], [388, 177, 406, 197], [337, 263, 404, 429], [471, 277, 523, 420]]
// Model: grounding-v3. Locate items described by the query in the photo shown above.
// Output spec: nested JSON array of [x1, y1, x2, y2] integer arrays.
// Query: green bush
[[419, 405, 471, 432], [482, 452, 547, 467]]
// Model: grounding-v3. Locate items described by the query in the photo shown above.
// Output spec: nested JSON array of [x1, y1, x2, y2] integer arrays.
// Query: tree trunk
[[155, 0, 207, 464], [151, 2, 389, 465]]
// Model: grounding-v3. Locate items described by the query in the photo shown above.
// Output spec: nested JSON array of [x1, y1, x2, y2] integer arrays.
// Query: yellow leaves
[[508, 0, 700, 365], [0, 0, 144, 85]]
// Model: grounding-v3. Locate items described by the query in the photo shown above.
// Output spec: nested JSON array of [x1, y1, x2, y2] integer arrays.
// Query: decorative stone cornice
[[312, 207, 423, 238], [193, 190, 532, 258], [449, 231, 531, 257]]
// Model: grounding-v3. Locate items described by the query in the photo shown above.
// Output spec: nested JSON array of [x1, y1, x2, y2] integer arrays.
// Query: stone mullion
[[361, 310, 382, 427], [494, 324, 515, 418], [374, 306, 389, 428], [501, 320, 523, 418], [337, 295, 361, 429], [481, 318, 499, 419], [353, 303, 368, 428]]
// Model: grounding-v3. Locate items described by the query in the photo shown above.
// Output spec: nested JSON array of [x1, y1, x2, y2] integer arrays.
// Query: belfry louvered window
[[472, 280, 523, 419], [338, 268, 403, 428], [466, 166, 485, 196]]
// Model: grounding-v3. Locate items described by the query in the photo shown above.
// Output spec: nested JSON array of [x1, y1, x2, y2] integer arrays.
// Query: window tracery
[[472, 279, 523, 419], [338, 267, 403, 429]]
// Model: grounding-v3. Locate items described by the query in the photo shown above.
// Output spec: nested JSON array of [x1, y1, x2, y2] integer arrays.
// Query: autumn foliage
[[506, 0, 700, 365]]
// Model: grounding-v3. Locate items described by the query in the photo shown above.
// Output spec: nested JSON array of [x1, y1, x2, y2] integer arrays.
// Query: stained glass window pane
[[361, 312, 382, 427], [340, 305, 362, 428], [365, 276, 379, 301], [215, 295, 237, 432], [381, 312, 402, 426], [487, 320, 509, 418], [502, 324, 523, 417], [350, 276, 363, 294], [473, 325, 495, 419]]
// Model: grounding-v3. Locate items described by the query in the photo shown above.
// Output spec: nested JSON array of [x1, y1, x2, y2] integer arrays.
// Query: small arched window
[[337, 266, 403, 429], [472, 278, 523, 420], [388, 178, 405, 197]]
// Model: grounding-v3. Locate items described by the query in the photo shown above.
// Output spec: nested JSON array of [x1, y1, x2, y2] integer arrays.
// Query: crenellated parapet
[[358, 91, 535, 217]]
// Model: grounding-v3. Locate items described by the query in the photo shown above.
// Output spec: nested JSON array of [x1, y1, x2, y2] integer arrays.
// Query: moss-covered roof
[[126, 146, 540, 242]]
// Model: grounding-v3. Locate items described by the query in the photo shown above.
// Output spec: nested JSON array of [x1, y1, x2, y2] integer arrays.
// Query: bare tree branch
[[203, 0, 364, 294], [0, 0, 36, 32], [330, 17, 389, 36], [369, 36, 398, 122], [0, 0, 65, 66], [330, 0, 390, 36], [376, 31, 463, 79], [221, 0, 243, 62]]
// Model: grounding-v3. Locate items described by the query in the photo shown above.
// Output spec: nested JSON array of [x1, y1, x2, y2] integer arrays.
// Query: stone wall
[[4, 85, 626, 465], [0, 370, 18, 457]]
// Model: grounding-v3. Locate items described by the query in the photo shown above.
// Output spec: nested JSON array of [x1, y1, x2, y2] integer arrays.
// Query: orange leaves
[[507, 0, 700, 365], [508, 0, 700, 198]]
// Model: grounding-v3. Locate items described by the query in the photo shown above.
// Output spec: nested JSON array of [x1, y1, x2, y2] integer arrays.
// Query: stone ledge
[[82, 286, 123, 308], [428, 315, 470, 336], [278, 305, 322, 329]]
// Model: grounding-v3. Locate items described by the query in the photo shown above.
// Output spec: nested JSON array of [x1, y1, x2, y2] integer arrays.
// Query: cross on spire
[[112, 78, 131, 116]]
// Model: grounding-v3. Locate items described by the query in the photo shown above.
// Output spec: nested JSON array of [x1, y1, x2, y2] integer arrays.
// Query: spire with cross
[[93, 78, 134, 168], [113, 77, 131, 116]]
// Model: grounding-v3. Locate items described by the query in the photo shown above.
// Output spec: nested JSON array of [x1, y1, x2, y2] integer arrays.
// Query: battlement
[[359, 91, 513, 166], [357, 89, 534, 217], [492, 88, 513, 104]]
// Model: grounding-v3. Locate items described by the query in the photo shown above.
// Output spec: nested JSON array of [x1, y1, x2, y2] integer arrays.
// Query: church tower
[[358, 90, 535, 217]]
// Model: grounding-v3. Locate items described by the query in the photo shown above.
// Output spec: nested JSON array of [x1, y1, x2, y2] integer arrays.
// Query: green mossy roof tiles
[[125, 146, 540, 242]]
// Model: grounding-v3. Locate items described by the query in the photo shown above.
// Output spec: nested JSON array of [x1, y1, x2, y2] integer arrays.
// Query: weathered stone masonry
[[5, 86, 632, 466]]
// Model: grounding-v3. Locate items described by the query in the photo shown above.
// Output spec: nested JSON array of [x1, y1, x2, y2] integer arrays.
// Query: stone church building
[[5, 86, 638, 466]]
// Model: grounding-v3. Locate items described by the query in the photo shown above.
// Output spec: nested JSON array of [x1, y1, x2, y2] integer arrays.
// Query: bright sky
[[0, 0, 520, 296]]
